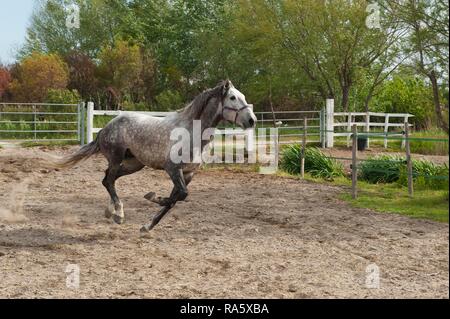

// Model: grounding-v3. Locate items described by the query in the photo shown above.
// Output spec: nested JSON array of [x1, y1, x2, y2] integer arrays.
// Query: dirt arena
[[0, 146, 448, 298]]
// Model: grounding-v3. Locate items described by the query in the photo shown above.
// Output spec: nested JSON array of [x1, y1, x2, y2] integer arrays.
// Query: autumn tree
[[65, 50, 98, 101], [0, 66, 12, 101], [9, 52, 69, 102], [97, 39, 142, 109]]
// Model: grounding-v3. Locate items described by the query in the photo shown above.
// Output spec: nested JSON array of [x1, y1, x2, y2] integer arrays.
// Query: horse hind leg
[[117, 157, 145, 179], [102, 159, 125, 224], [104, 154, 144, 222]]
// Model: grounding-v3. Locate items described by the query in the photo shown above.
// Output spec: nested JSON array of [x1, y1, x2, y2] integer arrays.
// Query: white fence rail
[[86, 100, 414, 150], [324, 99, 414, 148]]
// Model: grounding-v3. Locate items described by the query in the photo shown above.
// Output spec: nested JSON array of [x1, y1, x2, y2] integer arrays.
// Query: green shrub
[[46, 88, 80, 104], [280, 145, 344, 180], [155, 90, 183, 111], [359, 155, 449, 190], [359, 155, 404, 183], [122, 102, 152, 111], [409, 129, 449, 156], [399, 160, 449, 190]]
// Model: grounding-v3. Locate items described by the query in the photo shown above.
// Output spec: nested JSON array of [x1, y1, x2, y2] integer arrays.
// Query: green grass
[[206, 163, 449, 223], [302, 174, 449, 223], [279, 145, 344, 180], [340, 183, 449, 223], [334, 128, 448, 155], [358, 154, 449, 190], [409, 129, 449, 155]]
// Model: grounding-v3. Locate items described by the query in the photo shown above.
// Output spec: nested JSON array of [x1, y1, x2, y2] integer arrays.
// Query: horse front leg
[[140, 168, 189, 232], [144, 172, 194, 206]]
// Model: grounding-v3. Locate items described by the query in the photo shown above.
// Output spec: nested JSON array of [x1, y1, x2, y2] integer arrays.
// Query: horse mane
[[178, 80, 229, 119]]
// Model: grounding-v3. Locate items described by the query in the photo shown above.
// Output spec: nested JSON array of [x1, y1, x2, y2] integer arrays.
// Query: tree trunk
[[364, 89, 374, 113], [341, 86, 350, 113], [268, 78, 277, 128], [428, 70, 449, 134]]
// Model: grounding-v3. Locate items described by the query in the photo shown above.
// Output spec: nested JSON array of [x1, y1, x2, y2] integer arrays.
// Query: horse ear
[[222, 79, 231, 96]]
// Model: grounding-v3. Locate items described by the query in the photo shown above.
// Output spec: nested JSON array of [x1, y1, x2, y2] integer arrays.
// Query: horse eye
[[230, 96, 236, 101]]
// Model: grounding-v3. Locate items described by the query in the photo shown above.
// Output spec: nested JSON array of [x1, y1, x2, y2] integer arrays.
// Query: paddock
[[0, 146, 448, 298]]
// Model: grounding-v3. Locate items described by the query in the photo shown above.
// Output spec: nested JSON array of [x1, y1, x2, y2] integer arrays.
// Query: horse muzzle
[[241, 112, 257, 129]]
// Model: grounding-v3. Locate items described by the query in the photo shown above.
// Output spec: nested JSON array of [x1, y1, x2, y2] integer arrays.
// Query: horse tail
[[51, 134, 101, 169]]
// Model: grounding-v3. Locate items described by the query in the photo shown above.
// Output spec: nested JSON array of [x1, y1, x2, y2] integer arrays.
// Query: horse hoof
[[144, 192, 156, 201], [113, 214, 125, 225], [140, 224, 153, 232]]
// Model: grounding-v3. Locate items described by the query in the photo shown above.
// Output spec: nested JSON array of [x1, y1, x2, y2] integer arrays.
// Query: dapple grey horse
[[54, 80, 257, 232]]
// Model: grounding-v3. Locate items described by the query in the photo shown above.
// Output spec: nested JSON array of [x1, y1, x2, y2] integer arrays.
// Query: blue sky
[[0, 0, 35, 64]]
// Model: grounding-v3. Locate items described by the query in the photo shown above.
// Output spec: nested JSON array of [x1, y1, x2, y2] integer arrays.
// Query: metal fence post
[[365, 111, 370, 148], [301, 117, 307, 178], [384, 114, 389, 148], [77, 103, 81, 144], [326, 99, 334, 148], [87, 102, 94, 143], [80, 102, 86, 145], [33, 104, 37, 142], [405, 122, 414, 197], [351, 124, 358, 199], [320, 108, 325, 148]]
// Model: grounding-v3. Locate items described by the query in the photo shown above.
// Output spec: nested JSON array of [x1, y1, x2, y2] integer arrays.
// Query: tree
[[129, 0, 228, 95], [0, 66, 12, 101], [373, 75, 435, 129], [234, 0, 403, 112], [382, 0, 449, 133], [22, 0, 133, 59], [9, 52, 69, 102], [97, 39, 143, 109], [65, 50, 98, 101]]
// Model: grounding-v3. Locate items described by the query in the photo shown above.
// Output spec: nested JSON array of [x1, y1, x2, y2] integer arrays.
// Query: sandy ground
[[0, 146, 448, 299]]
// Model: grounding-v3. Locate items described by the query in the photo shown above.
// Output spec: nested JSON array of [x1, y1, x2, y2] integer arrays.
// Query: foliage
[[359, 155, 404, 183], [381, 0, 449, 134], [280, 145, 344, 180], [46, 88, 80, 104], [340, 182, 448, 223], [155, 90, 183, 111], [97, 39, 143, 108], [359, 155, 449, 190], [372, 75, 436, 129], [122, 102, 150, 112], [0, 66, 12, 100], [8, 52, 68, 102], [22, 0, 132, 58], [64, 51, 98, 101], [409, 129, 449, 155], [6, 0, 448, 133]]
